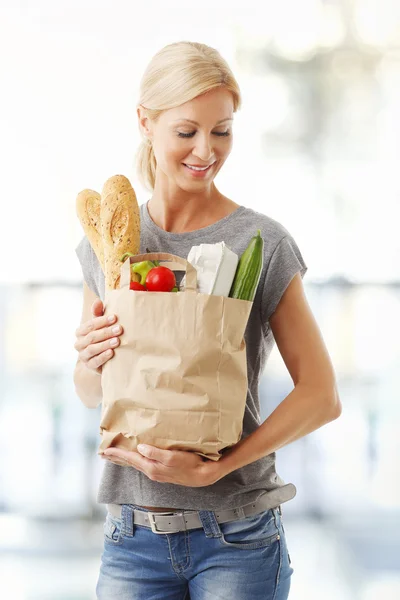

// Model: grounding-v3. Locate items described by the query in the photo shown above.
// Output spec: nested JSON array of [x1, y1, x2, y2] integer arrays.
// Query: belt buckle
[[148, 511, 185, 535]]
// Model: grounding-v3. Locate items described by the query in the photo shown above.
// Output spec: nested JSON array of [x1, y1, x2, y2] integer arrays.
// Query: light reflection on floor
[[1, 516, 400, 600]]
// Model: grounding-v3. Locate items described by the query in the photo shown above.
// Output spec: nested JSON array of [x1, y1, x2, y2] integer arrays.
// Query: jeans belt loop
[[233, 506, 246, 519]]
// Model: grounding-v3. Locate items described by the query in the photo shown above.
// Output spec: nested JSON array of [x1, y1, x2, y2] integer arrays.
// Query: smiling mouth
[[182, 162, 215, 172]]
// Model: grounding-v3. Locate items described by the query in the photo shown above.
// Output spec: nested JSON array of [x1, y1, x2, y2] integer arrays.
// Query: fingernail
[[108, 315, 116, 323]]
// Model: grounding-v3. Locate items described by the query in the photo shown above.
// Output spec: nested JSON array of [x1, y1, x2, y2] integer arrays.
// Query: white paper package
[[181, 241, 239, 296]]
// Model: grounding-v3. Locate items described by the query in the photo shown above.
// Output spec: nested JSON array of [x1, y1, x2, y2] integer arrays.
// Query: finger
[[75, 323, 122, 356], [75, 316, 104, 339], [103, 448, 135, 461], [85, 347, 114, 371], [104, 450, 150, 475], [104, 448, 154, 468], [75, 312, 116, 338], [79, 330, 122, 364], [136, 445, 176, 466], [91, 298, 104, 316]]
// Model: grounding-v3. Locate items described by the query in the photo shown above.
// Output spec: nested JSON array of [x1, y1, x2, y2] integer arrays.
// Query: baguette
[[76, 189, 104, 271], [100, 174, 140, 290]]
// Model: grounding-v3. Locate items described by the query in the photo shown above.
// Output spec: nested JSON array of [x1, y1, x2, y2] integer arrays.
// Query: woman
[[74, 41, 342, 600]]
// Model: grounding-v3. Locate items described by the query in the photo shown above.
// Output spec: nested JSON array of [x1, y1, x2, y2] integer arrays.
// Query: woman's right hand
[[74, 298, 124, 374]]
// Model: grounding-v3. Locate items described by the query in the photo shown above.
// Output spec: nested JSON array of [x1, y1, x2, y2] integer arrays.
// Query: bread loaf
[[76, 189, 104, 271], [100, 174, 140, 290]]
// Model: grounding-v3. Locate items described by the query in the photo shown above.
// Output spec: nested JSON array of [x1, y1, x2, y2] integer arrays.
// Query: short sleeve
[[75, 235, 100, 297], [261, 234, 308, 325]]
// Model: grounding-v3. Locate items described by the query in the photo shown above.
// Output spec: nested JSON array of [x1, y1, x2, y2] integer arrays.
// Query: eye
[[177, 131, 231, 138]]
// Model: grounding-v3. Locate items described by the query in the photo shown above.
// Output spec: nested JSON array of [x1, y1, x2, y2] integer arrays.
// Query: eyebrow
[[173, 118, 233, 126]]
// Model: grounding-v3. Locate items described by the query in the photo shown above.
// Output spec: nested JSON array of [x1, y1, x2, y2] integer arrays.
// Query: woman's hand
[[102, 445, 222, 488], [74, 298, 124, 374]]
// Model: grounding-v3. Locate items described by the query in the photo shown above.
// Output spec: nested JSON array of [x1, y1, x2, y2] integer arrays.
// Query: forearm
[[216, 382, 341, 478], [73, 360, 103, 409]]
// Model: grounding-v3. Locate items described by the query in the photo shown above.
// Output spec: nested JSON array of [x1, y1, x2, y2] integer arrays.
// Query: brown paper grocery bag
[[98, 252, 253, 461]]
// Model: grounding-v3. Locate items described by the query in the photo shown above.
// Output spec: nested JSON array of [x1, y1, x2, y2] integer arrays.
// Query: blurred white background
[[0, 1, 399, 598]]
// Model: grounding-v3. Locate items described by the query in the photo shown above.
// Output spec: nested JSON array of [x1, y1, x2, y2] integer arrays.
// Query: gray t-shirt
[[75, 200, 307, 510]]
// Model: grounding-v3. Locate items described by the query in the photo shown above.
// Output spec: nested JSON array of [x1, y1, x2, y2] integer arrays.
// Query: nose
[[192, 133, 215, 162]]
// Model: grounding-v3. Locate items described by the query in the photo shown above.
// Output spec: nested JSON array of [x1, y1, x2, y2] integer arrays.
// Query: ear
[[137, 105, 153, 141]]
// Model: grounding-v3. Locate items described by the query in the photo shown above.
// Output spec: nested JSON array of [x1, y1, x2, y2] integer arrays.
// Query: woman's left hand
[[101, 445, 222, 487]]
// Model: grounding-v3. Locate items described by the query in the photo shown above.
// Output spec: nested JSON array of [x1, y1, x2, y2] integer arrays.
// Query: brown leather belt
[[107, 491, 285, 535]]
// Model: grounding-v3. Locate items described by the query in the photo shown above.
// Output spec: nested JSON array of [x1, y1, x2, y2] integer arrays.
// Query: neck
[[147, 181, 226, 234]]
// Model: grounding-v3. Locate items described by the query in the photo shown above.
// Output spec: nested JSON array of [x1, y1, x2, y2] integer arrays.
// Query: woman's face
[[138, 87, 234, 190]]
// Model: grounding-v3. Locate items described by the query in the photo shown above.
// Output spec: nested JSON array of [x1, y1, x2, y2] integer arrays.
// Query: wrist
[[203, 455, 231, 486], [215, 440, 247, 479]]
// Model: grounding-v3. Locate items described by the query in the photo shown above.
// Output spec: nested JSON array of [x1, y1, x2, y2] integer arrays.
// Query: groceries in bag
[[180, 241, 238, 296], [180, 230, 264, 300], [99, 251, 254, 460], [76, 175, 141, 290], [228, 229, 264, 301], [119, 253, 178, 292]]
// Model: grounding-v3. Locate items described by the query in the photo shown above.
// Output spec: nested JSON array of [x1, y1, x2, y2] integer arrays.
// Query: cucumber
[[228, 230, 264, 301]]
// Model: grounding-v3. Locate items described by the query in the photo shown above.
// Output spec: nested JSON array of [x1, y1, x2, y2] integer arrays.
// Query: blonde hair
[[135, 41, 242, 191]]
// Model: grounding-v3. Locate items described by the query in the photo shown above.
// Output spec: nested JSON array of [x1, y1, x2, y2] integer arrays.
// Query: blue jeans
[[96, 503, 293, 599]]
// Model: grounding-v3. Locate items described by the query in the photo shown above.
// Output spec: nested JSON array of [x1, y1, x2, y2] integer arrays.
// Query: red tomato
[[145, 266, 176, 292], [130, 281, 147, 291]]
